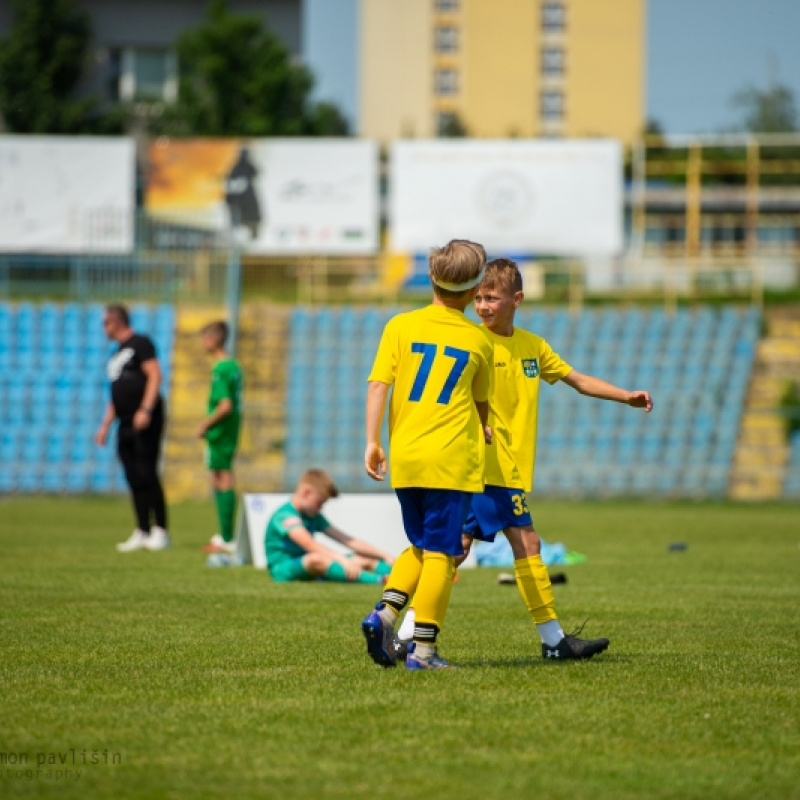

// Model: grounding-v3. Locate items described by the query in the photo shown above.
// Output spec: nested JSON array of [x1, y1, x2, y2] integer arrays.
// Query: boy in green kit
[[198, 320, 243, 554]]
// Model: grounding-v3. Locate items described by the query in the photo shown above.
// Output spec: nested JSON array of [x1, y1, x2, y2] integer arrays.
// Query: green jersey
[[265, 500, 331, 567], [206, 357, 243, 448]]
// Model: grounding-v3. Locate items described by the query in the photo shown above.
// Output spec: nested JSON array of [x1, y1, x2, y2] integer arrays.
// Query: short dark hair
[[482, 258, 523, 294], [105, 304, 130, 327], [201, 320, 229, 346]]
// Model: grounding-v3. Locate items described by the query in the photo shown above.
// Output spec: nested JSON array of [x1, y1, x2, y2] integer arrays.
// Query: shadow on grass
[[457, 653, 632, 669]]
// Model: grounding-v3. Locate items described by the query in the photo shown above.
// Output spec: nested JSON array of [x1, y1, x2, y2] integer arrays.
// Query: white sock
[[413, 642, 435, 660], [397, 607, 416, 641], [377, 604, 398, 627], [537, 619, 565, 647]]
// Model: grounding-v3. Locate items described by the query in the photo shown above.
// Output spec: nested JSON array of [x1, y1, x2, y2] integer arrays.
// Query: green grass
[[1, 497, 799, 800]]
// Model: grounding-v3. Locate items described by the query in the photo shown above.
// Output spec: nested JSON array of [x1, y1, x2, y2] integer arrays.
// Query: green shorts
[[269, 556, 313, 582], [205, 441, 237, 472]]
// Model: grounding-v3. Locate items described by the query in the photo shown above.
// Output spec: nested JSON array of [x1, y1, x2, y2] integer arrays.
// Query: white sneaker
[[206, 533, 236, 554], [143, 526, 171, 551], [117, 529, 148, 552]]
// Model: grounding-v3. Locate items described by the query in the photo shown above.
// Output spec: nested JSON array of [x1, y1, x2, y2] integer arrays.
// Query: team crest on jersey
[[522, 358, 539, 378]]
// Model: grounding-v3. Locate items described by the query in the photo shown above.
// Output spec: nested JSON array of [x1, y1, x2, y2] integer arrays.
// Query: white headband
[[431, 265, 487, 292]]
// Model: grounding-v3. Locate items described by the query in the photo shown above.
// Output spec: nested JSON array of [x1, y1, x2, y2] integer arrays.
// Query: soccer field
[[1, 497, 798, 800]]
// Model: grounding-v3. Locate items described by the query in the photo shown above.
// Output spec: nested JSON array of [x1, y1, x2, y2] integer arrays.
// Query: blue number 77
[[409, 343, 471, 405]]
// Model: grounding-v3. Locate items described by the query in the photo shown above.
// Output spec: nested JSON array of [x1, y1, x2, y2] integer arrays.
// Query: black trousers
[[116, 408, 167, 532]]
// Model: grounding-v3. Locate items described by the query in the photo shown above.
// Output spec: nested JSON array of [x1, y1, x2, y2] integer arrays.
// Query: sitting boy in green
[[265, 469, 394, 583]]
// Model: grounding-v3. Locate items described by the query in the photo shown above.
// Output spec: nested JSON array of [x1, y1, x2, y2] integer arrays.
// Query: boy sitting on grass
[[265, 469, 394, 584]]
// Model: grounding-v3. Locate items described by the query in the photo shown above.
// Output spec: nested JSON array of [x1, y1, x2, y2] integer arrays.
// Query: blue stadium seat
[[65, 467, 89, 493], [0, 466, 14, 492], [17, 465, 41, 492], [91, 468, 113, 493], [0, 431, 21, 463], [42, 466, 64, 493]]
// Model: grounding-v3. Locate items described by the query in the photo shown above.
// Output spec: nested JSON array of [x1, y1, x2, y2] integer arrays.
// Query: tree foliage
[[730, 82, 798, 133], [437, 112, 469, 138], [0, 0, 117, 133], [157, 0, 348, 136]]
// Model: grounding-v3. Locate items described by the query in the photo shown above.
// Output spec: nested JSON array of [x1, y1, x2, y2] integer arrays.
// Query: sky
[[648, 0, 800, 133], [303, 0, 800, 135]]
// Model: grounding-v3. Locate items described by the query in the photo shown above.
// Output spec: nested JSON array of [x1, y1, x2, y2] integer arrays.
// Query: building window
[[541, 46, 565, 76], [542, 2, 566, 33], [541, 90, 564, 120], [435, 69, 459, 96], [435, 26, 459, 53], [116, 47, 178, 103], [434, 0, 459, 11]]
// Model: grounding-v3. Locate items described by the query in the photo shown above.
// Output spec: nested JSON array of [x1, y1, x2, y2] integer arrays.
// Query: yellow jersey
[[369, 305, 494, 492], [483, 326, 572, 493]]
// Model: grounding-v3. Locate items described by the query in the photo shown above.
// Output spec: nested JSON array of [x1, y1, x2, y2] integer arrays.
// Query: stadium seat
[[278, 304, 757, 499]]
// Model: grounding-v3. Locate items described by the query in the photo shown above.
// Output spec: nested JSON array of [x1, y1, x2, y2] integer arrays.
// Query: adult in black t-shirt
[[95, 304, 170, 552]]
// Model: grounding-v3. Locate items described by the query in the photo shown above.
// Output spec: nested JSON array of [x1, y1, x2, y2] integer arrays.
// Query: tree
[[157, 0, 348, 136], [437, 112, 469, 138], [730, 82, 797, 133], [0, 0, 117, 133]]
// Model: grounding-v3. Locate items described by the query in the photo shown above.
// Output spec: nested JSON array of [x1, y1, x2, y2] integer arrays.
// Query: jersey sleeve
[[539, 338, 573, 385], [314, 512, 332, 532], [136, 336, 157, 362], [367, 319, 398, 385], [272, 508, 306, 536], [471, 338, 493, 402]]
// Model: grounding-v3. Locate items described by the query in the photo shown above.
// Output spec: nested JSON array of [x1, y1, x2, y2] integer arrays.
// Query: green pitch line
[[0, 497, 798, 800]]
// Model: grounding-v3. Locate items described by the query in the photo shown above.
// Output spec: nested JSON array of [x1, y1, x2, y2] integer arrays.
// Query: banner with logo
[[146, 138, 379, 254], [0, 136, 135, 253], [390, 139, 623, 256]]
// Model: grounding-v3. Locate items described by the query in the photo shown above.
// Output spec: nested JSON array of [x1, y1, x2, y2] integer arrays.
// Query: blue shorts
[[395, 488, 473, 557], [463, 485, 533, 543]]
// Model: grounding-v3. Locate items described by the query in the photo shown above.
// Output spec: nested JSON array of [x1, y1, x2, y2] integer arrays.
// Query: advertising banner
[[146, 138, 379, 254], [0, 136, 135, 253], [391, 139, 623, 256]]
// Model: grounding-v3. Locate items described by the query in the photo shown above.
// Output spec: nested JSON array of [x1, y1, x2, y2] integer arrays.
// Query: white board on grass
[[235, 493, 476, 569]]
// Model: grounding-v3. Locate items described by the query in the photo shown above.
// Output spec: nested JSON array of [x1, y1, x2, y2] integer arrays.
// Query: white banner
[[236, 493, 476, 569], [390, 139, 623, 256], [146, 138, 379, 254], [0, 136, 135, 253]]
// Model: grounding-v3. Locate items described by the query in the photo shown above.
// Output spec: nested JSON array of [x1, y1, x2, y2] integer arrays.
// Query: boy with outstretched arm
[[360, 239, 494, 670], [399, 259, 653, 660]]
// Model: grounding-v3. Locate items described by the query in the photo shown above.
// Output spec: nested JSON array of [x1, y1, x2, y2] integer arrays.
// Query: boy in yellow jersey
[[467, 258, 652, 659], [360, 240, 494, 670]]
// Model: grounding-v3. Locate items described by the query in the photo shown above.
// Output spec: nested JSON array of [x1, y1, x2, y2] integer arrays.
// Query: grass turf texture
[[1, 498, 799, 800]]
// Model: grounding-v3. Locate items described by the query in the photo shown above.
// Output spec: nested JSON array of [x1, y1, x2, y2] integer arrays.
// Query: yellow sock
[[413, 551, 456, 636], [514, 555, 558, 624], [385, 546, 424, 598]]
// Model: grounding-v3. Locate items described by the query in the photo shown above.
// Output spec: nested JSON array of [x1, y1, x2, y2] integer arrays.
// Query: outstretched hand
[[627, 390, 653, 412], [364, 443, 387, 482]]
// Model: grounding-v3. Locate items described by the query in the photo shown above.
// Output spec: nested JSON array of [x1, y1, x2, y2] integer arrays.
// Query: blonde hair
[[297, 468, 339, 500], [482, 258, 523, 295], [429, 239, 487, 298]]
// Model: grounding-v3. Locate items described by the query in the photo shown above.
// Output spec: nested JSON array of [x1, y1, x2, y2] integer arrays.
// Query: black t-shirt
[[107, 333, 161, 423]]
